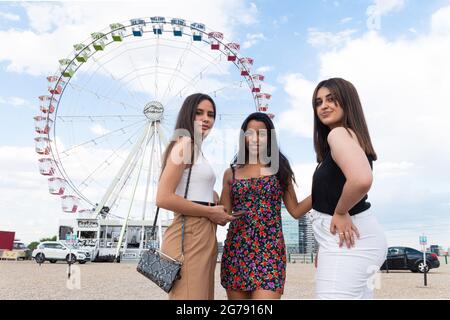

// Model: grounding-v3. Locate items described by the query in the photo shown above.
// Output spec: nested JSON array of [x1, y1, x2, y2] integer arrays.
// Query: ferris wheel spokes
[[90, 55, 146, 108], [159, 40, 193, 104], [91, 120, 152, 218], [75, 121, 148, 195], [57, 118, 147, 159], [67, 82, 142, 113], [114, 120, 155, 260]]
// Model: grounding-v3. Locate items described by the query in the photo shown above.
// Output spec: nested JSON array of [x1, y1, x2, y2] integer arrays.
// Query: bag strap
[[151, 163, 193, 256], [180, 164, 193, 255]]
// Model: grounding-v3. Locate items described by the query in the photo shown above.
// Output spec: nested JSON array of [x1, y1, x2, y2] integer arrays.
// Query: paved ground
[[0, 258, 449, 299]]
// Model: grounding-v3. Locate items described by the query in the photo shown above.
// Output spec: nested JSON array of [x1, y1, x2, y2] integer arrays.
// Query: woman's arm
[[327, 127, 370, 247], [328, 127, 373, 214], [283, 181, 312, 219], [156, 137, 234, 226], [219, 168, 233, 215]]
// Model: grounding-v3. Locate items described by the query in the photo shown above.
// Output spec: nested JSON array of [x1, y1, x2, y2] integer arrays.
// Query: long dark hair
[[312, 78, 377, 162], [161, 93, 216, 173], [231, 112, 296, 193]]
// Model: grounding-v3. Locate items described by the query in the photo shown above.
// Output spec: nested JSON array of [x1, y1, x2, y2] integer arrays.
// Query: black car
[[380, 246, 440, 273]]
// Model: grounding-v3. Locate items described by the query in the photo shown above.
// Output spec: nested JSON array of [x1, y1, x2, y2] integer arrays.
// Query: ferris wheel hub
[[143, 101, 164, 121]]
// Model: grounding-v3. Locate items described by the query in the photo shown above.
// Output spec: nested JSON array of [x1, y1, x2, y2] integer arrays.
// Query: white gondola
[[251, 74, 265, 93], [38, 95, 57, 114], [34, 116, 53, 134], [48, 177, 67, 195], [225, 43, 240, 61], [47, 76, 65, 95], [256, 93, 272, 112], [208, 32, 223, 50], [62, 195, 80, 213], [34, 137, 51, 155], [239, 57, 254, 76], [38, 158, 57, 176]]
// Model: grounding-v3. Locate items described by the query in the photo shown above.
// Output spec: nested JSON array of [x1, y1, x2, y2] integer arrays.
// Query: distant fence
[[288, 253, 315, 264]]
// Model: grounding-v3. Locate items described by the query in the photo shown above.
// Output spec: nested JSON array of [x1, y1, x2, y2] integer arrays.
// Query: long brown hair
[[312, 78, 377, 162], [161, 93, 216, 173]]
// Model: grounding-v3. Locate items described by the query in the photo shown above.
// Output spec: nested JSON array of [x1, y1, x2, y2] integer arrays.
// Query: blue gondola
[[190, 22, 205, 41], [171, 18, 186, 37], [130, 19, 145, 37]]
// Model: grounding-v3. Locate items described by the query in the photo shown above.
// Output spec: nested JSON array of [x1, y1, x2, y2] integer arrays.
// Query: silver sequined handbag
[[136, 165, 192, 293]]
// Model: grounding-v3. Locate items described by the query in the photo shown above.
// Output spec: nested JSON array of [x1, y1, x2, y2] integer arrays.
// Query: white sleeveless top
[[175, 152, 216, 203]]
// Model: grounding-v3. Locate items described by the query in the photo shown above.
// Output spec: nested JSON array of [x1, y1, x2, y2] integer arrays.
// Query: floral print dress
[[220, 170, 286, 294]]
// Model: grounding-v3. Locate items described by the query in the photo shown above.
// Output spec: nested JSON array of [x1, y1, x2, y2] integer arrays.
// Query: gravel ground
[[0, 258, 449, 299]]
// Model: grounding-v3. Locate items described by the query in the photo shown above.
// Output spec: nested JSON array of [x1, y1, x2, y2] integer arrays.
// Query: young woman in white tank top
[[156, 93, 235, 300]]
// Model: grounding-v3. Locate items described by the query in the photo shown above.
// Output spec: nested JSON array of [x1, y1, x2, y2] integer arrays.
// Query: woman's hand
[[330, 212, 360, 248], [208, 205, 235, 226]]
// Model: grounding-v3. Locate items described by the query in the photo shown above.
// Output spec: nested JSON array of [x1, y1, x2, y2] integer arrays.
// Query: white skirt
[[309, 209, 388, 299]]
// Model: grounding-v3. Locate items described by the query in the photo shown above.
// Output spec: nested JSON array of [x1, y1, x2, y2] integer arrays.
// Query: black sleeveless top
[[312, 150, 373, 216]]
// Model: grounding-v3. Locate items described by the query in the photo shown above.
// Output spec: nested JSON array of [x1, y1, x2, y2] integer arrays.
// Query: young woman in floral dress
[[220, 112, 311, 299]]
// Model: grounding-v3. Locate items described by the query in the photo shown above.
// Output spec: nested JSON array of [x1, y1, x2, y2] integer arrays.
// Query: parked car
[[13, 241, 31, 260], [32, 241, 90, 264], [380, 246, 440, 273]]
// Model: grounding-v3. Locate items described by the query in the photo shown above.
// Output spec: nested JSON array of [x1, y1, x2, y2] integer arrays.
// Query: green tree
[[27, 236, 57, 251], [27, 242, 39, 251]]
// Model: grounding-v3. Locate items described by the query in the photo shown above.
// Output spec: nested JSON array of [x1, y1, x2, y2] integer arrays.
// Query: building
[[58, 210, 172, 262], [281, 205, 317, 254]]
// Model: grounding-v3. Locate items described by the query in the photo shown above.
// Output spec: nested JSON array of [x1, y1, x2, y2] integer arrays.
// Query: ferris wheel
[[34, 16, 274, 256]]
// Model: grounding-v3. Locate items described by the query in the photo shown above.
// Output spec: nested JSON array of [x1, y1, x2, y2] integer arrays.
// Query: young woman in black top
[[310, 78, 387, 299]]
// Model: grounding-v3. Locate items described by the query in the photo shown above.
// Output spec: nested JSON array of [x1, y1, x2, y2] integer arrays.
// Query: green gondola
[[91, 32, 107, 51], [73, 44, 91, 62], [110, 23, 125, 41], [58, 58, 76, 77]]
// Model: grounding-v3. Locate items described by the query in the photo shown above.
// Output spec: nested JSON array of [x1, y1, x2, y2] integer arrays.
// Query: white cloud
[[255, 65, 274, 74], [0, 146, 63, 243], [277, 73, 315, 138], [0, 96, 33, 109], [242, 32, 266, 49], [307, 28, 357, 48], [340, 17, 353, 24], [370, 0, 406, 16], [90, 124, 110, 136], [431, 5, 450, 35], [0, 11, 20, 22], [374, 161, 415, 178]]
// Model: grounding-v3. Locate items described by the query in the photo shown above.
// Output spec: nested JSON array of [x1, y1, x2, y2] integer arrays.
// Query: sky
[[1, 0, 450, 251]]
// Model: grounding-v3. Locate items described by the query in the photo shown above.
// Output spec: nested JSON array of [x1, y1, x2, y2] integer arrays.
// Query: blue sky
[[1, 0, 450, 250]]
